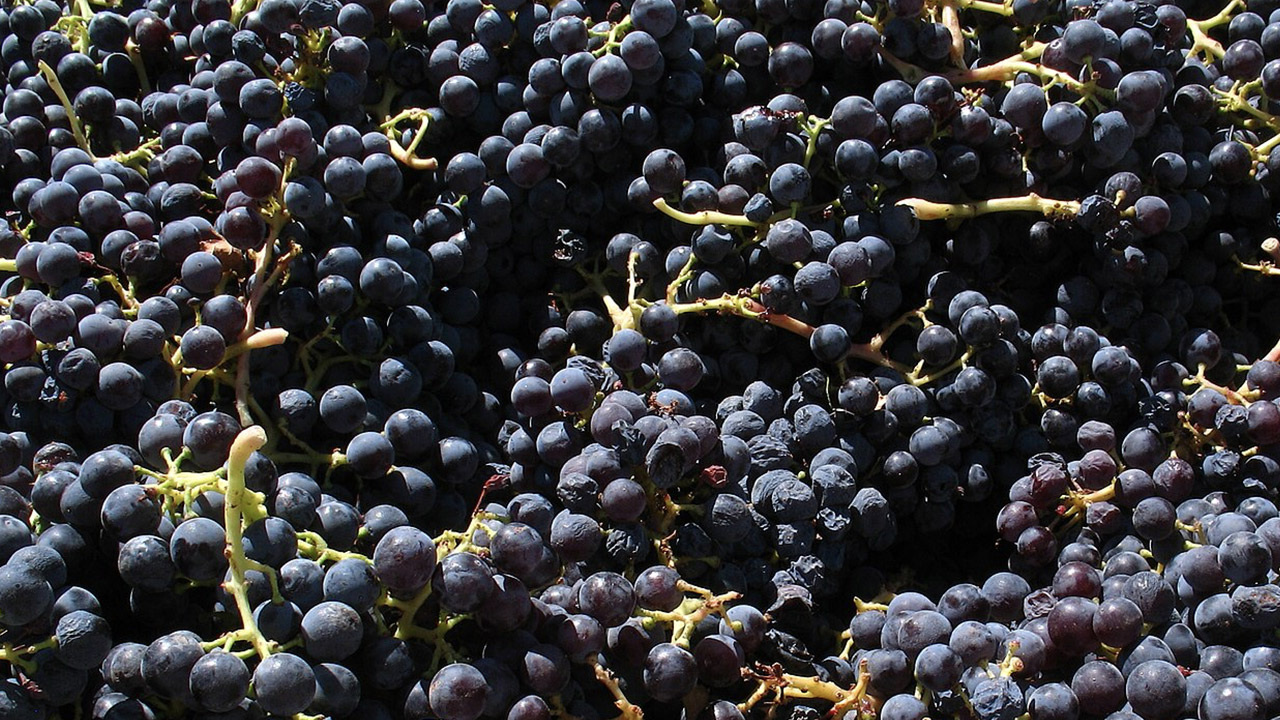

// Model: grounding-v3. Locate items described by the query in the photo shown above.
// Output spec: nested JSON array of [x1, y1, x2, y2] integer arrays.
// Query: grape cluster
[[6, 0, 1280, 716]]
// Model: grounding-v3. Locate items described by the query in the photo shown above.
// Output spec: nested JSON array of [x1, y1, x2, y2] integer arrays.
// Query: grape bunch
[[7, 0, 1280, 716]]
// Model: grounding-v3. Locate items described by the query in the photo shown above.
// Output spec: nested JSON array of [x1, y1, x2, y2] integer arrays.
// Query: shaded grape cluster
[[5, 0, 1280, 716]]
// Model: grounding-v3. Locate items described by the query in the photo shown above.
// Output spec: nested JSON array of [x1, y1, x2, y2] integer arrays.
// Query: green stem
[[37, 61, 92, 158], [1188, 0, 1245, 59], [0, 643, 42, 674], [896, 193, 1082, 221], [665, 253, 698, 306], [668, 294, 816, 337], [222, 426, 275, 660], [385, 114, 438, 171], [296, 531, 370, 564], [592, 657, 645, 720], [803, 117, 829, 169], [908, 348, 972, 386], [124, 41, 152, 95], [230, 0, 260, 25], [593, 15, 634, 56], [653, 198, 763, 227]]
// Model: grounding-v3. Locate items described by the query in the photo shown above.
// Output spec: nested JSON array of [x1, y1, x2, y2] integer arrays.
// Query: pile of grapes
[[8, 0, 1280, 716]]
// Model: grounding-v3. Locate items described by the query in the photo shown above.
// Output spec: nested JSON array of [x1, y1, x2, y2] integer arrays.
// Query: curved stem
[[666, 254, 698, 307], [0, 643, 40, 674], [1059, 480, 1118, 520], [848, 342, 914, 374], [230, 0, 260, 25], [1188, 0, 1244, 59], [1186, 363, 1254, 405], [385, 115, 439, 171], [37, 61, 92, 158], [222, 426, 273, 660], [1215, 85, 1280, 140], [576, 266, 637, 332], [941, 1, 965, 65], [124, 41, 152, 95], [802, 117, 830, 169], [591, 657, 645, 720], [652, 198, 763, 227]]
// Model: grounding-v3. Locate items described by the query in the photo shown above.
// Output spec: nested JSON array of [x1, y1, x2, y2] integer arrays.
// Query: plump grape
[[189, 651, 251, 713]]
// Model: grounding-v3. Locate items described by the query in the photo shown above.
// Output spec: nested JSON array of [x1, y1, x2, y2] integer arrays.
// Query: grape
[[373, 526, 436, 594], [319, 385, 367, 434], [433, 551, 495, 612], [78, 449, 135, 499], [949, 620, 998, 666], [555, 614, 605, 662], [577, 571, 636, 627], [548, 511, 600, 562], [657, 348, 705, 390], [311, 662, 361, 718], [252, 652, 316, 716], [520, 644, 570, 695], [1218, 531, 1272, 584], [1126, 660, 1187, 720], [602, 479, 647, 521], [53, 610, 111, 670], [322, 557, 379, 610], [914, 644, 962, 691], [189, 651, 251, 713], [1027, 683, 1079, 720], [281, 559, 326, 612], [972, 676, 1025, 720], [549, 367, 595, 412], [96, 362, 145, 411], [1042, 102, 1087, 146], [634, 565, 683, 611], [301, 602, 363, 661], [896, 611, 951, 657], [507, 695, 552, 720], [1036, 356, 1080, 399], [642, 148, 686, 195], [118, 535, 177, 591], [1200, 678, 1265, 720], [1133, 497, 1176, 541], [170, 517, 229, 581], [239, 78, 283, 119], [182, 412, 241, 470], [882, 694, 928, 720], [345, 431, 394, 479], [1093, 597, 1143, 648], [424, 663, 487, 720], [141, 631, 205, 702], [1072, 660, 1125, 715], [1001, 84, 1047, 130], [644, 642, 697, 702], [30, 300, 77, 343], [984, 573, 1031, 622], [506, 143, 552, 188], [768, 163, 811, 205], [9, 546, 65, 589], [242, 516, 297, 569]]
